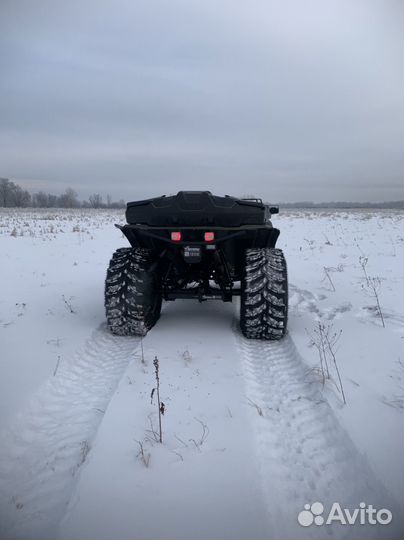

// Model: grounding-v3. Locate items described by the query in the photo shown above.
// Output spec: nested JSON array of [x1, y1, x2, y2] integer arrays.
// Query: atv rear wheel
[[105, 248, 162, 336], [240, 248, 288, 340]]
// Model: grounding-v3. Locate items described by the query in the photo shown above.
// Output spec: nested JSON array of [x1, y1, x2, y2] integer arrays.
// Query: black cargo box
[[126, 191, 266, 227]]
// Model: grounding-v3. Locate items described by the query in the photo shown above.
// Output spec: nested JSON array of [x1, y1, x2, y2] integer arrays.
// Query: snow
[[0, 207, 403, 540]]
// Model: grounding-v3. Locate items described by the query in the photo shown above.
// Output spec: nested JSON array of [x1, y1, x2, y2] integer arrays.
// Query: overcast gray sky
[[0, 0, 403, 203]]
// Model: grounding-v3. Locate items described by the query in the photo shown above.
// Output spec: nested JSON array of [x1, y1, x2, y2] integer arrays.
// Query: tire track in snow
[[236, 331, 402, 539], [0, 324, 138, 540]]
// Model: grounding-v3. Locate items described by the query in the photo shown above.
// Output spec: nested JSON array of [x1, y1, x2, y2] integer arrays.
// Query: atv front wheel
[[105, 248, 162, 336], [240, 248, 288, 340]]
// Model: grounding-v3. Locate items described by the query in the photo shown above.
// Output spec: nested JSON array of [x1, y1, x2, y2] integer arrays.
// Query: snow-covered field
[[0, 207, 403, 540]]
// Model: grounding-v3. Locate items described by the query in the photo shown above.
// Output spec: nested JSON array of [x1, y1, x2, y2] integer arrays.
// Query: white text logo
[[298, 502, 392, 527]]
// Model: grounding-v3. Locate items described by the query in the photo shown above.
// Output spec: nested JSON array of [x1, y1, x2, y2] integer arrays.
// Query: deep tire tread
[[240, 248, 288, 340], [105, 248, 162, 336]]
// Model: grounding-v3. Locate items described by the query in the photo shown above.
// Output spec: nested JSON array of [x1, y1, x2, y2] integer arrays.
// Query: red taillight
[[171, 231, 181, 242], [204, 232, 215, 242]]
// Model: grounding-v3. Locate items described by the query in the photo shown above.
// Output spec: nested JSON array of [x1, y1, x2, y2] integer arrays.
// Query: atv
[[105, 191, 288, 339]]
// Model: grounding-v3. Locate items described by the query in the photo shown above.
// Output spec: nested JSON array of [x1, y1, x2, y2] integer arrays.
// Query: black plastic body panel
[[126, 191, 268, 227]]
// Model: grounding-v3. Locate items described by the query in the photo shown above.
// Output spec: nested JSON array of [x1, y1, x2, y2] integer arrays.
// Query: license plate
[[183, 245, 202, 262]]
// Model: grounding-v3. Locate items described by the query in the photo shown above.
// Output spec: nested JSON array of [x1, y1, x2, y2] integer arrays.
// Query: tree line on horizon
[[0, 178, 402, 209], [0, 178, 125, 208], [275, 200, 404, 209]]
